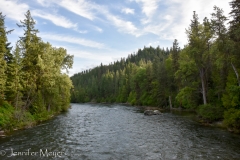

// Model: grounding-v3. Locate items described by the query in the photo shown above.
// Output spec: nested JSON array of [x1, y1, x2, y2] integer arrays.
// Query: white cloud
[[6, 0, 232, 48], [35, 0, 140, 36], [58, 0, 96, 20], [121, 8, 135, 15], [36, 0, 96, 20], [132, 0, 232, 46], [37, 0, 141, 36], [32, 10, 77, 29], [0, 0, 29, 21], [74, 29, 88, 34], [140, 0, 159, 17], [131, 0, 160, 24], [40, 33, 105, 49], [94, 26, 103, 33], [160, 0, 232, 46], [106, 14, 140, 36], [36, 0, 51, 7]]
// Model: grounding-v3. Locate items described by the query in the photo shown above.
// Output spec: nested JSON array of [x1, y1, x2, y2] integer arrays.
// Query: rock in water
[[153, 110, 161, 115], [144, 110, 161, 116]]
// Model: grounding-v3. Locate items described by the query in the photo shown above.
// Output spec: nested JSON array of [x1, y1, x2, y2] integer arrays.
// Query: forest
[[71, 1, 240, 133], [0, 10, 73, 131]]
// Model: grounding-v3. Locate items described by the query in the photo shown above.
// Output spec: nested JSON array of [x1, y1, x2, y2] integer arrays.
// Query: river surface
[[0, 103, 240, 160]]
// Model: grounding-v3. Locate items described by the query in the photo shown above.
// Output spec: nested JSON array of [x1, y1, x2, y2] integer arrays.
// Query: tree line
[[71, 1, 240, 133], [0, 10, 73, 131]]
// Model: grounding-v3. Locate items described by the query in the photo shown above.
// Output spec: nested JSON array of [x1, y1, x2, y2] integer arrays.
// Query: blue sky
[[1, 0, 231, 76]]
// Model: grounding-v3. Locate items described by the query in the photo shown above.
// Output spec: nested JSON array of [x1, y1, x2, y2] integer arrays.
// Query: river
[[0, 103, 240, 160]]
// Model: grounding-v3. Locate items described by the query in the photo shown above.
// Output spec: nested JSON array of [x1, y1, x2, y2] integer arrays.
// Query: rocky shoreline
[[0, 130, 5, 137]]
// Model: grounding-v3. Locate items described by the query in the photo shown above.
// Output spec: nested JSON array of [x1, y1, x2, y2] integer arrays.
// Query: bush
[[0, 102, 36, 130], [0, 102, 14, 129], [223, 108, 240, 133], [33, 109, 54, 122], [197, 104, 224, 122], [128, 92, 136, 105], [130, 99, 136, 105], [176, 87, 198, 109], [61, 105, 69, 112]]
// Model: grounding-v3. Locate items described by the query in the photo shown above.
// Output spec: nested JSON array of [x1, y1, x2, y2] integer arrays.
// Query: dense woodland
[[71, 1, 240, 133], [0, 10, 73, 131]]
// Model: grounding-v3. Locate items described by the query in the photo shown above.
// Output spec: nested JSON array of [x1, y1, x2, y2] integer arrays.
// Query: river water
[[0, 103, 240, 160]]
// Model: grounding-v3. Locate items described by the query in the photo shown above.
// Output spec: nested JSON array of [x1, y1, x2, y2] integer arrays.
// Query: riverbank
[[0, 101, 70, 136], [134, 105, 230, 131]]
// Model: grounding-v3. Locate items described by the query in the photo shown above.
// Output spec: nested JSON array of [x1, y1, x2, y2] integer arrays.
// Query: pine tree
[[172, 39, 180, 73], [0, 12, 12, 101], [17, 10, 41, 109], [211, 6, 229, 98], [229, 0, 240, 42], [229, 0, 240, 86], [5, 44, 23, 107], [186, 12, 213, 105]]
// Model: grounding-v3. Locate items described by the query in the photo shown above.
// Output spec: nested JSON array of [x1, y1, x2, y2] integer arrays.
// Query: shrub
[[0, 102, 14, 129], [197, 104, 224, 122], [223, 108, 240, 133], [176, 87, 198, 109]]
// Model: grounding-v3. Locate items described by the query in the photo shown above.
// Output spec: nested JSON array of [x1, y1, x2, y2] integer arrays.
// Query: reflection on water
[[0, 104, 240, 160]]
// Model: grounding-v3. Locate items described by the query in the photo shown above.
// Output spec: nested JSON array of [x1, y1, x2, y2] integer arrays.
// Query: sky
[[0, 0, 232, 76]]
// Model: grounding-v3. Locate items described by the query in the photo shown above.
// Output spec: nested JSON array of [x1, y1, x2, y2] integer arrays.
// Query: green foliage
[[198, 104, 224, 122], [222, 85, 240, 109], [0, 12, 12, 100], [128, 91, 136, 105], [224, 108, 240, 133], [0, 102, 35, 130], [176, 87, 198, 109], [222, 70, 240, 109], [0, 102, 14, 128], [33, 110, 54, 122], [0, 10, 73, 131]]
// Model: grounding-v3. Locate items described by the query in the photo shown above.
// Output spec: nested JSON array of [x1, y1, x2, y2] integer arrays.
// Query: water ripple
[[0, 104, 240, 160]]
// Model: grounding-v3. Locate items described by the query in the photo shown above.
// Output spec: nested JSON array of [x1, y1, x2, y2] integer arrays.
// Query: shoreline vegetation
[[0, 11, 73, 136], [0, 102, 72, 137], [71, 1, 240, 134], [86, 102, 227, 131]]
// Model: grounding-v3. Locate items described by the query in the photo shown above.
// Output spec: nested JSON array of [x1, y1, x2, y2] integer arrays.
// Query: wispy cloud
[[56, 1, 139, 36], [36, 0, 140, 36], [36, 0, 97, 20], [138, 0, 159, 17], [156, 0, 232, 46], [74, 29, 88, 34], [58, 0, 96, 20], [94, 26, 103, 33], [106, 14, 140, 36], [32, 10, 77, 29], [0, 0, 29, 21], [131, 0, 160, 24], [40, 33, 105, 49], [36, 0, 51, 7], [121, 8, 135, 15]]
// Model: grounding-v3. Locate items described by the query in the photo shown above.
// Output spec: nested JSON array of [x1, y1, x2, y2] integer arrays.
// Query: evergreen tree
[[17, 10, 41, 109], [5, 43, 23, 107], [172, 39, 180, 73], [229, 0, 240, 86], [211, 6, 229, 100], [0, 12, 12, 101], [186, 12, 213, 105]]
